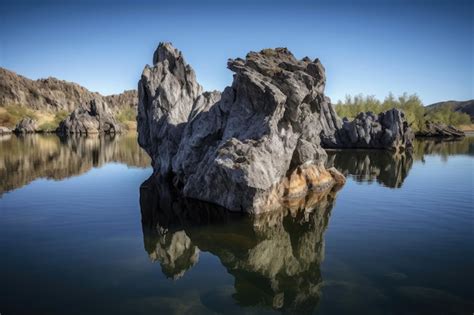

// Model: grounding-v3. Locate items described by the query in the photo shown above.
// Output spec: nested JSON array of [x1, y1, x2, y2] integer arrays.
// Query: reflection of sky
[[1, 0, 472, 104]]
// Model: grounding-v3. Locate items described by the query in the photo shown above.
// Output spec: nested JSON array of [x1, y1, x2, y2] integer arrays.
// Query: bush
[[0, 104, 38, 128], [117, 107, 136, 123], [334, 93, 468, 132]]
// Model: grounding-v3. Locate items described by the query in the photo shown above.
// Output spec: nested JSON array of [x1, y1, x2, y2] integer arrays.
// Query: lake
[[0, 133, 472, 314]]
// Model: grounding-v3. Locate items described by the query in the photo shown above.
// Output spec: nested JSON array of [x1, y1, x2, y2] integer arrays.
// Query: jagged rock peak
[[153, 42, 182, 65]]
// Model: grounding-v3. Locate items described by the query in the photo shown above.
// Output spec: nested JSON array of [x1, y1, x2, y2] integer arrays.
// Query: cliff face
[[0, 67, 137, 113]]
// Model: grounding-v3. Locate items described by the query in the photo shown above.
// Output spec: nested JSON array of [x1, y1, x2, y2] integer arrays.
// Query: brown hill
[[0, 67, 137, 113]]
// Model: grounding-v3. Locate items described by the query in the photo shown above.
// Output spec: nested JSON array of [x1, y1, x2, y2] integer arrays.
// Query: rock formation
[[13, 117, 38, 133], [57, 99, 123, 135], [416, 121, 465, 138], [137, 43, 416, 213], [0, 126, 12, 134], [321, 109, 414, 150], [140, 175, 339, 313], [0, 67, 137, 114], [138, 43, 346, 214]]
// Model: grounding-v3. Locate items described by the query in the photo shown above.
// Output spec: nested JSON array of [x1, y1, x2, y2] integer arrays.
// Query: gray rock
[[138, 43, 345, 214], [416, 121, 465, 138], [0, 126, 12, 134], [14, 118, 38, 134], [57, 99, 122, 135], [322, 109, 414, 151]]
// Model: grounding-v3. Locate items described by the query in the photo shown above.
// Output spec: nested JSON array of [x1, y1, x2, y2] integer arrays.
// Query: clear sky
[[1, 0, 472, 104]]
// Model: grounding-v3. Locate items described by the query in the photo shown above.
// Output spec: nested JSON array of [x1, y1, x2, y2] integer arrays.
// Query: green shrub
[[38, 121, 58, 132], [334, 93, 468, 132], [117, 107, 136, 123]]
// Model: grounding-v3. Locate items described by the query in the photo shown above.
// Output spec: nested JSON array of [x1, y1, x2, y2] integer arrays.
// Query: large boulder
[[138, 43, 345, 214], [57, 99, 122, 135], [13, 118, 38, 134], [321, 109, 414, 151], [416, 121, 465, 138]]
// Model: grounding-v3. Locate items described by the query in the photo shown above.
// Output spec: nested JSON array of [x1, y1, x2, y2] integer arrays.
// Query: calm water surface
[[0, 133, 473, 314]]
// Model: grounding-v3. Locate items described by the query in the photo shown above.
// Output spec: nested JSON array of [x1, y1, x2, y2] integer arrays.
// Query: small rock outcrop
[[138, 43, 346, 214], [57, 99, 122, 135], [416, 121, 465, 138], [13, 118, 38, 134], [321, 109, 414, 151], [0, 126, 12, 134]]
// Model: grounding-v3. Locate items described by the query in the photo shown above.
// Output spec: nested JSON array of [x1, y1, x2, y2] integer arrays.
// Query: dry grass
[[458, 124, 474, 132], [0, 104, 38, 128], [0, 104, 69, 131]]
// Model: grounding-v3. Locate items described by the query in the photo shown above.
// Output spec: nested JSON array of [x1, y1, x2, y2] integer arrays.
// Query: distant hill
[[0, 67, 137, 113], [427, 100, 474, 121]]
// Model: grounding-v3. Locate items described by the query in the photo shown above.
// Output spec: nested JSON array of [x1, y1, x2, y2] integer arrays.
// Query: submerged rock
[[57, 99, 122, 135], [138, 43, 345, 213], [13, 118, 38, 134], [322, 109, 414, 151], [416, 121, 465, 138]]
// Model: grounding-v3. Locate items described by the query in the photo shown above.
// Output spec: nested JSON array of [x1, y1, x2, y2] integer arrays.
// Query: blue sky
[[0, 0, 472, 104]]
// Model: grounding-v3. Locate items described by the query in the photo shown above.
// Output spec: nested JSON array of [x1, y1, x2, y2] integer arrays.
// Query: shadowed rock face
[[57, 99, 122, 135], [137, 43, 346, 214], [0, 133, 150, 195], [322, 109, 414, 151], [140, 175, 340, 313]]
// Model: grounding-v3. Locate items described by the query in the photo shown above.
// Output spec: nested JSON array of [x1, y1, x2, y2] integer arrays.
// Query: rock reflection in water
[[0, 133, 150, 195], [140, 175, 341, 313], [412, 137, 474, 161], [325, 137, 473, 189], [327, 150, 413, 188]]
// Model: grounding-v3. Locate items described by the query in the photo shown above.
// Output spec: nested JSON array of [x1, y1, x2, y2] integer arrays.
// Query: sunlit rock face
[[58, 99, 123, 135], [327, 150, 414, 188], [137, 42, 345, 213], [0, 133, 150, 195], [416, 121, 465, 138], [13, 118, 38, 134], [0, 67, 137, 113], [140, 175, 341, 313]]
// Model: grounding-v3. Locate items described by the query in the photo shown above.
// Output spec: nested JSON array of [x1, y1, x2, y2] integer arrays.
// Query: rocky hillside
[[427, 100, 474, 121], [0, 67, 137, 113]]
